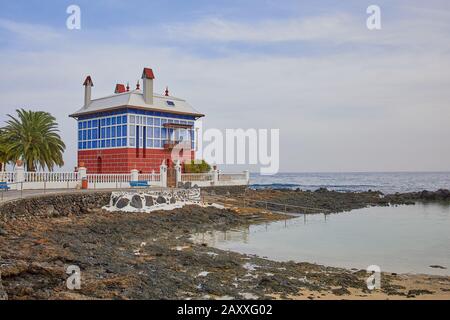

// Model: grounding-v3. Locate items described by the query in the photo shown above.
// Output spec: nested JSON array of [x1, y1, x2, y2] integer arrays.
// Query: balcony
[[164, 140, 191, 150]]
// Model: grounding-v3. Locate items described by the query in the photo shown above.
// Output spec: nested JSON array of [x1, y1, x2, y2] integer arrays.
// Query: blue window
[[117, 116, 122, 125], [117, 138, 122, 147], [106, 117, 111, 125], [78, 142, 82, 149], [147, 117, 153, 125], [87, 141, 92, 149], [154, 140, 161, 148], [105, 139, 110, 147], [122, 138, 127, 146], [92, 129, 97, 140], [87, 130, 92, 140], [147, 127, 153, 138], [92, 119, 98, 127], [147, 139, 153, 148], [122, 115, 127, 124], [101, 140, 105, 148], [154, 118, 161, 126], [92, 141, 97, 149], [78, 130, 82, 141], [83, 142, 87, 149], [101, 118, 106, 126], [154, 128, 160, 139], [82, 130, 87, 140], [106, 127, 111, 138], [122, 125, 127, 136], [78, 122, 82, 129], [161, 118, 167, 125], [101, 128, 105, 138], [112, 126, 116, 138], [117, 126, 122, 137], [82, 121, 87, 129], [191, 141, 195, 149], [111, 139, 116, 147], [111, 117, 116, 125], [161, 128, 167, 139], [88, 120, 92, 128]]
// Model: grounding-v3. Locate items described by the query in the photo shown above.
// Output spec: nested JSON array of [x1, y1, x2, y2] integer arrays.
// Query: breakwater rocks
[[0, 192, 112, 221], [388, 189, 450, 202]]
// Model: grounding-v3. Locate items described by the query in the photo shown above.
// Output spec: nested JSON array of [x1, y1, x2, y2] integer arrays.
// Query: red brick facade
[[78, 148, 195, 173]]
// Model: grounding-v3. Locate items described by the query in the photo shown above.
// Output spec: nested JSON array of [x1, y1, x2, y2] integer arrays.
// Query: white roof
[[70, 90, 204, 118]]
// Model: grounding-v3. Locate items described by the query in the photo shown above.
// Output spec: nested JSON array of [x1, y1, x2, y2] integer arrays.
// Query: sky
[[0, 0, 449, 172]]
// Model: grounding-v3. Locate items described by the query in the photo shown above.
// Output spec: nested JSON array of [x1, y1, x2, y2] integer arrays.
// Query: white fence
[[0, 166, 249, 191], [180, 171, 249, 187]]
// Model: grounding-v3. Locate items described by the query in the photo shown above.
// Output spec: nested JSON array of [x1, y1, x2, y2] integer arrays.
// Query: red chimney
[[115, 84, 126, 93]]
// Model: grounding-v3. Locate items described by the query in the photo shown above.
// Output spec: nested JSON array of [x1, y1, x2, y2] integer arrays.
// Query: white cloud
[[0, 8, 449, 172]]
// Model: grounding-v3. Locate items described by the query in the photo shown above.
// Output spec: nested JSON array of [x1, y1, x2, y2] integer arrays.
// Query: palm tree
[[1, 109, 66, 171], [0, 129, 11, 172]]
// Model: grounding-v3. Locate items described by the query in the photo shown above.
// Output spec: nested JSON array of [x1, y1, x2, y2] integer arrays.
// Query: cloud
[[0, 7, 449, 172], [0, 18, 63, 43]]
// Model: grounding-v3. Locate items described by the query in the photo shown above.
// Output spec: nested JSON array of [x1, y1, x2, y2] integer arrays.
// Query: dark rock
[[429, 265, 447, 269], [407, 289, 434, 296], [0, 227, 7, 236], [169, 197, 176, 204], [156, 196, 166, 204], [144, 196, 154, 207], [116, 197, 130, 209], [130, 195, 143, 209], [331, 287, 351, 296], [0, 274, 7, 300]]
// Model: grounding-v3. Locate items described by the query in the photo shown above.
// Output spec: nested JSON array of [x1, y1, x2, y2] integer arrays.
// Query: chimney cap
[[83, 76, 94, 87], [141, 68, 155, 80], [114, 83, 126, 93]]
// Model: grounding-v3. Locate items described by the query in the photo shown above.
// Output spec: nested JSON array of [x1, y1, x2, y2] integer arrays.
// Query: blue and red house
[[70, 67, 204, 173]]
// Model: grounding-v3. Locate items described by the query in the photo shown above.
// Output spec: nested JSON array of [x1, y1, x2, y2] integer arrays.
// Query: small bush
[[184, 160, 211, 173]]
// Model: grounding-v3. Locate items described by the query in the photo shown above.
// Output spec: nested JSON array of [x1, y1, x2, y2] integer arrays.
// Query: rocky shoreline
[[0, 189, 449, 300]]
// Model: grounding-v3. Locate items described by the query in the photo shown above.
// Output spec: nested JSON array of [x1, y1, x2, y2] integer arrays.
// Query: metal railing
[[181, 173, 214, 182], [218, 173, 247, 181]]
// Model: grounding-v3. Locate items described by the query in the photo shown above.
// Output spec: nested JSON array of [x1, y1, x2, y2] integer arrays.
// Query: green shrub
[[184, 160, 211, 173]]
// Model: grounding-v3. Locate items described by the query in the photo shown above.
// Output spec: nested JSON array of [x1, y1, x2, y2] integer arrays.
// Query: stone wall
[[0, 192, 112, 221], [200, 185, 247, 196]]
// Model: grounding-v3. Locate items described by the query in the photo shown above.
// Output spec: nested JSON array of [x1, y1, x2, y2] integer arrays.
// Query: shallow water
[[192, 203, 450, 276]]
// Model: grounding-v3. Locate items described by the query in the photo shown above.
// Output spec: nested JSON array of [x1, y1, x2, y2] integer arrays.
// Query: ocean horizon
[[249, 171, 450, 194]]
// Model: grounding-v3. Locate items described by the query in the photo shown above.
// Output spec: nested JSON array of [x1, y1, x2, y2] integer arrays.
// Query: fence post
[[15, 162, 25, 191], [212, 169, 219, 186], [174, 161, 182, 188], [244, 170, 250, 185], [159, 161, 167, 188], [131, 169, 139, 182]]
